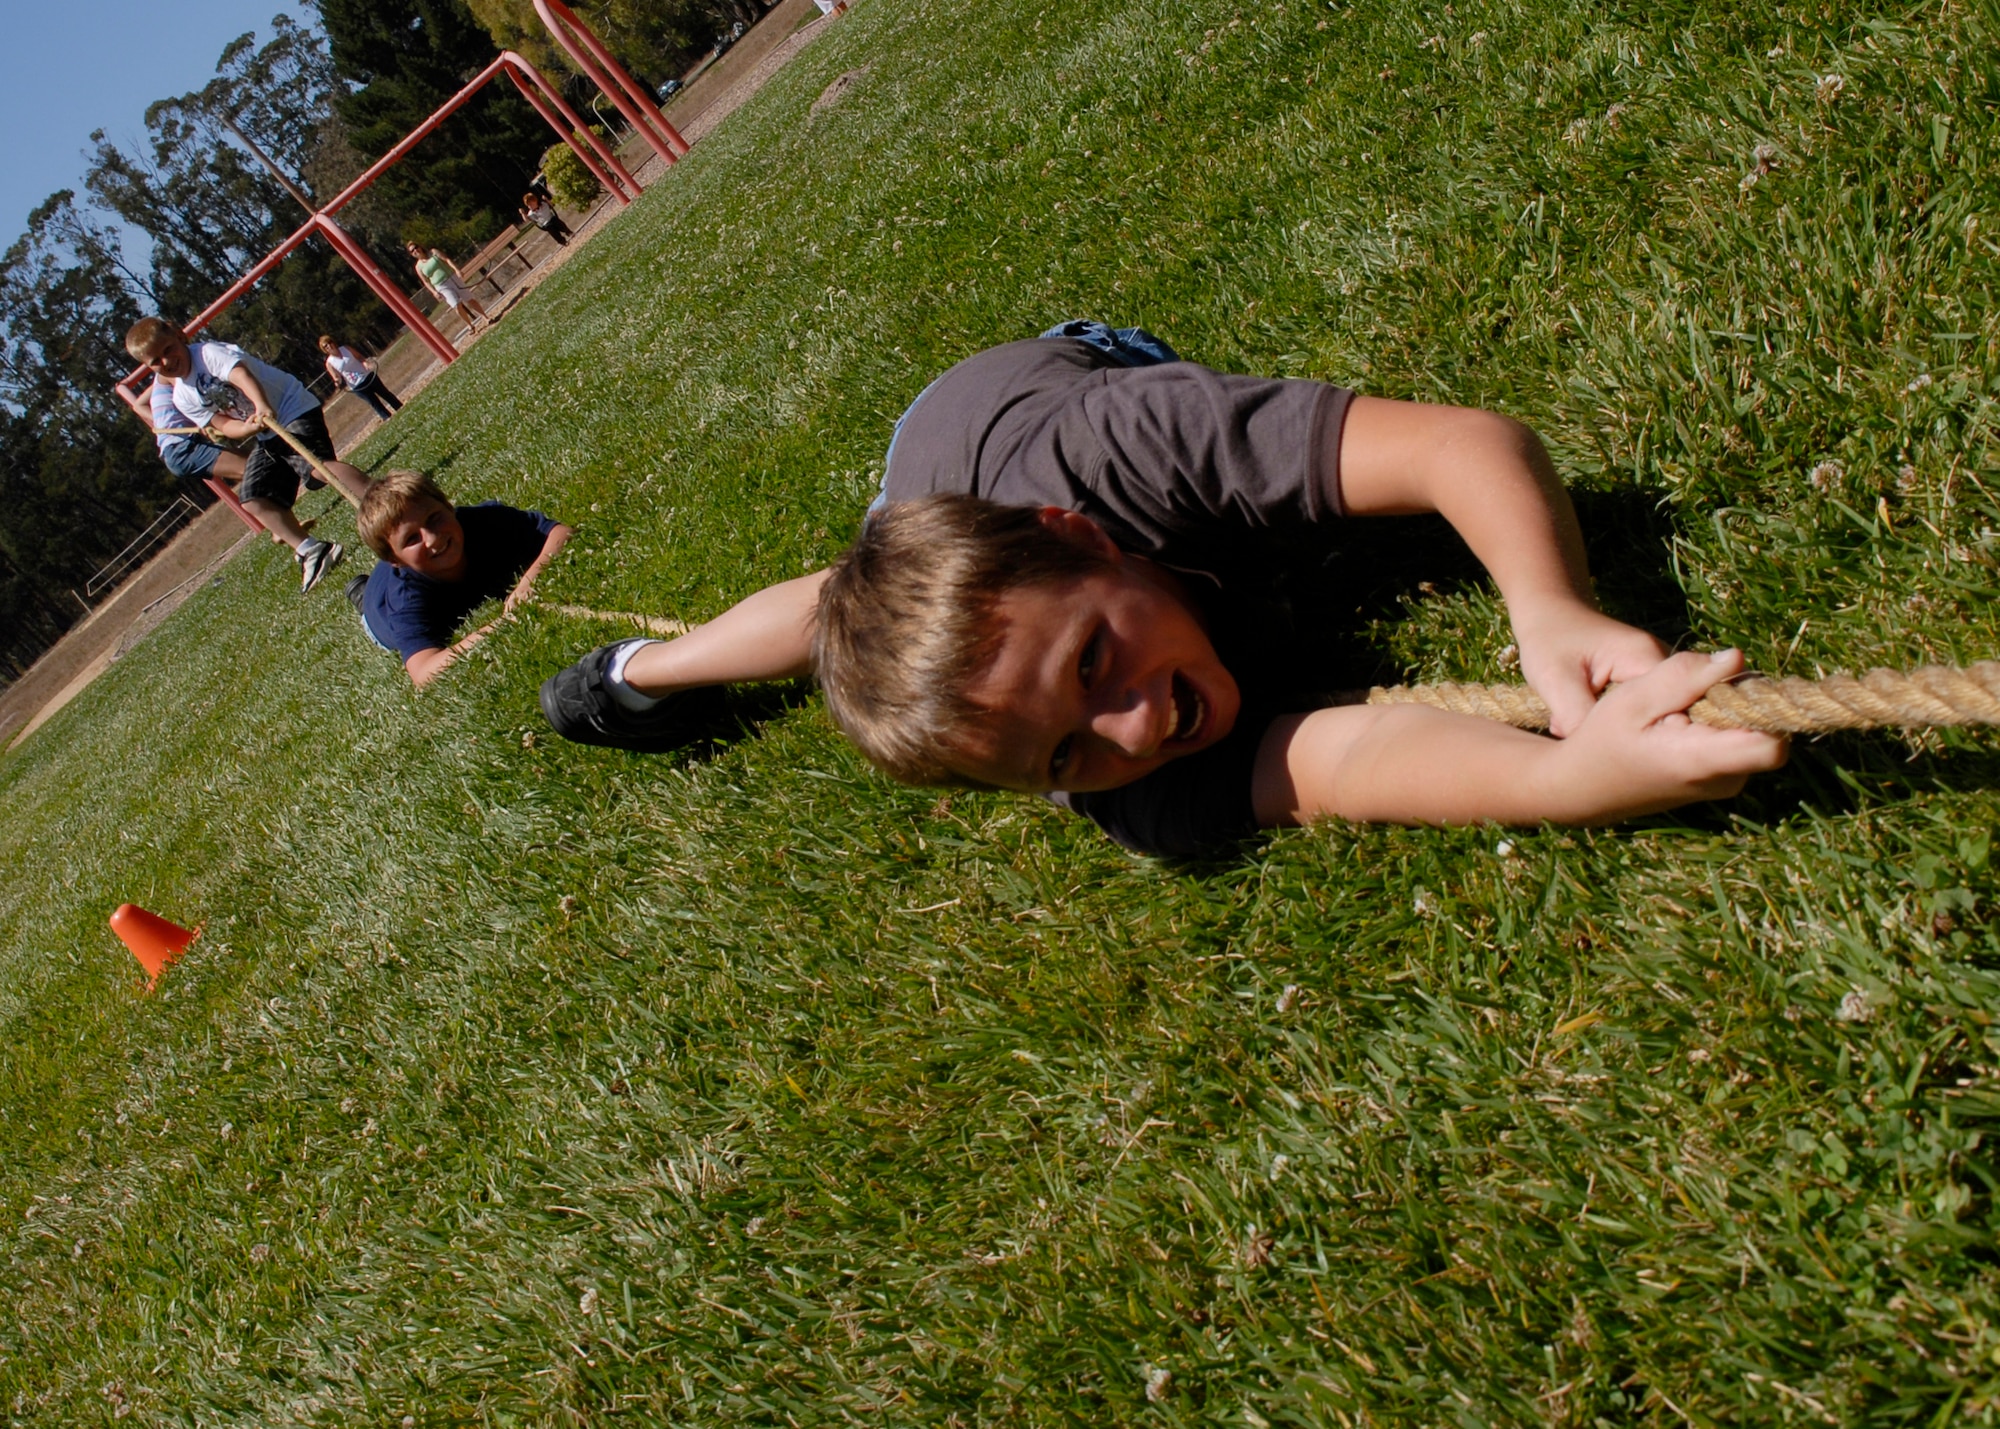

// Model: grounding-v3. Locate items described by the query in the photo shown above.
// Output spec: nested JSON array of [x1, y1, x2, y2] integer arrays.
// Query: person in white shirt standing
[[125, 317, 370, 593], [318, 335, 402, 422]]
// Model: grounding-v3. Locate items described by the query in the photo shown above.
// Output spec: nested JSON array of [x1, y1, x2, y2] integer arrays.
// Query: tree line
[[0, 0, 764, 685]]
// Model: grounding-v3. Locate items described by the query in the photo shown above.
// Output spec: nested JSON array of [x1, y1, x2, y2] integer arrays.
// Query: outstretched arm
[[503, 523, 573, 613], [1252, 650, 1788, 828], [1337, 397, 1667, 736], [617, 569, 827, 696]]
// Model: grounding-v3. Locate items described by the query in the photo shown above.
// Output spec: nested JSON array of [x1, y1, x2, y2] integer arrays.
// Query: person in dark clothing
[[539, 323, 1784, 855], [520, 192, 572, 247], [355, 470, 571, 688]]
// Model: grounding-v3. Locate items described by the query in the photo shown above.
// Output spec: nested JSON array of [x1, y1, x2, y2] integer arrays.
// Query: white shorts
[[436, 276, 470, 308]]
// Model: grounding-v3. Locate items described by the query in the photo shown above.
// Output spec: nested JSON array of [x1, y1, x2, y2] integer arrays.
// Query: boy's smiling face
[[384, 498, 468, 583], [952, 548, 1240, 794], [137, 334, 193, 381]]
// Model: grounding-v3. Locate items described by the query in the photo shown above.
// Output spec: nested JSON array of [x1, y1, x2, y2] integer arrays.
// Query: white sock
[[605, 639, 664, 711]]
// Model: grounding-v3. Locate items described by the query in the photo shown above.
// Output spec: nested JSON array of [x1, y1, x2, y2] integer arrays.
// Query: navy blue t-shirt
[[362, 501, 559, 660]]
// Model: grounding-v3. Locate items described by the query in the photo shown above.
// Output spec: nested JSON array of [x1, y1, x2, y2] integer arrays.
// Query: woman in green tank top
[[406, 243, 492, 334]]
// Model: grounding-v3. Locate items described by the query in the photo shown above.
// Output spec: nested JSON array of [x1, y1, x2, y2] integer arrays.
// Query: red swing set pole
[[533, 0, 689, 164]]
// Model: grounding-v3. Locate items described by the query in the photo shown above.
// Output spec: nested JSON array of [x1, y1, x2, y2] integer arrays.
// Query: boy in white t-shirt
[[125, 318, 370, 592]]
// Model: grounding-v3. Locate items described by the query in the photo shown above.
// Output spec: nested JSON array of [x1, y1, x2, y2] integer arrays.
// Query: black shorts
[[238, 407, 334, 506]]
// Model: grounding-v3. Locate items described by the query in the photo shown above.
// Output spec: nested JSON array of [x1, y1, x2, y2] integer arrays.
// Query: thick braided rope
[[1366, 662, 2000, 733]]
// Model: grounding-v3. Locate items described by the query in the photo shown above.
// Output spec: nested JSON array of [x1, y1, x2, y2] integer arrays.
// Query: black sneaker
[[298, 537, 343, 593], [539, 643, 729, 752], [343, 574, 368, 615]]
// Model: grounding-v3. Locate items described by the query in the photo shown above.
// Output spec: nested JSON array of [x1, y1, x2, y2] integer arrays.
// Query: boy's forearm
[[207, 414, 260, 439], [1252, 654, 1789, 829], [1336, 398, 1668, 735], [1340, 398, 1591, 614], [1253, 704, 1574, 827], [621, 569, 827, 695], [226, 368, 273, 419], [505, 525, 572, 608]]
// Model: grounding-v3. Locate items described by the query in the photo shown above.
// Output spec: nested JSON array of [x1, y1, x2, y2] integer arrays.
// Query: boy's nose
[[1089, 687, 1165, 759]]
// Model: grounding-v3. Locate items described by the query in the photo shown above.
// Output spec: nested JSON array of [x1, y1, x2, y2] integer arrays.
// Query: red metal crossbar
[[534, 0, 689, 165]]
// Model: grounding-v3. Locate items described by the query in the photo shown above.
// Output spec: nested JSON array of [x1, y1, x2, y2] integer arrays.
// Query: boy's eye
[[1049, 735, 1074, 784], [1077, 631, 1101, 686]]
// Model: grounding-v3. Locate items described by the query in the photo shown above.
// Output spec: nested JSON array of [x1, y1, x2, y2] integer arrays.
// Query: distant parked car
[[657, 78, 683, 100]]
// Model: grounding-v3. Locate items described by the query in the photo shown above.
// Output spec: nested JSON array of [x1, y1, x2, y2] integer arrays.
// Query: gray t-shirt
[[881, 337, 1356, 856]]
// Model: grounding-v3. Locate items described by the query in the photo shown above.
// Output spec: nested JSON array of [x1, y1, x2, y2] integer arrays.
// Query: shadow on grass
[[673, 679, 820, 767], [1239, 487, 1694, 691], [1730, 729, 2000, 826]]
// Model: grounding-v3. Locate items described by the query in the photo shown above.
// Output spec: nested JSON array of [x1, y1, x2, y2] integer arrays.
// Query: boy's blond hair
[[813, 495, 1113, 785], [124, 316, 181, 361], [358, 470, 452, 561]]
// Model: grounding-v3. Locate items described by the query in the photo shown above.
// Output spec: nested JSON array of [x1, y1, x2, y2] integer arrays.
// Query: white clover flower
[[1816, 73, 1846, 103], [1563, 117, 1589, 145], [1145, 1365, 1174, 1402], [1495, 839, 1515, 857], [1906, 372, 1933, 393], [1741, 143, 1782, 189], [579, 1286, 599, 1316], [1413, 889, 1438, 917], [1809, 459, 1845, 491], [1276, 984, 1301, 1014], [1837, 987, 1874, 1023]]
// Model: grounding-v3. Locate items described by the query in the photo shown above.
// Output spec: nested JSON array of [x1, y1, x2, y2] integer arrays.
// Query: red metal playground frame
[[114, 0, 688, 435]]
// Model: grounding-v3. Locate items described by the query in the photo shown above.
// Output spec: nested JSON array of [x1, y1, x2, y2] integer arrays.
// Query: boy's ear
[[1033, 506, 1122, 562]]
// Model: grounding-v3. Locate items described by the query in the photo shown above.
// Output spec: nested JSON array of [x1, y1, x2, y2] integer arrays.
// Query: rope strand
[[1366, 662, 2000, 732]]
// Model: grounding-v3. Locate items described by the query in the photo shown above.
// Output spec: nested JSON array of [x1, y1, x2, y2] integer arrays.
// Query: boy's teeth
[[1169, 685, 1203, 741]]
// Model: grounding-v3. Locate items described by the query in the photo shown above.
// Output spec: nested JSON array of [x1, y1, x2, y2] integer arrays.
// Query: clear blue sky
[[1, 0, 319, 256]]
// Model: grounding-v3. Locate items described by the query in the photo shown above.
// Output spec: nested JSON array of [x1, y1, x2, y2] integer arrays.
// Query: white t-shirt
[[324, 347, 371, 389], [171, 341, 318, 430]]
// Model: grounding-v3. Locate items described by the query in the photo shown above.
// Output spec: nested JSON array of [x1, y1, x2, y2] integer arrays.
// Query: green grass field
[[8, 0, 2000, 1420]]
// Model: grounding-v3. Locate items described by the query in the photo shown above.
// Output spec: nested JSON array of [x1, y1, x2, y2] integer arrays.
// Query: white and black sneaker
[[539, 643, 728, 752], [298, 537, 343, 593]]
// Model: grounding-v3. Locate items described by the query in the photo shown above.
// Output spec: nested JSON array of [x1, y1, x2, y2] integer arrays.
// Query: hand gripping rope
[[1367, 663, 2000, 732], [159, 418, 363, 510]]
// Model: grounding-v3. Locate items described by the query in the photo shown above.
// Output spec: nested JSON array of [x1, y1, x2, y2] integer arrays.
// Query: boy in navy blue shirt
[[354, 470, 571, 687]]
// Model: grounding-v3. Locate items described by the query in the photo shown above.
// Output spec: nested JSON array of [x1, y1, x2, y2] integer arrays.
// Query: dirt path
[[1, 0, 850, 760], [0, 509, 260, 752]]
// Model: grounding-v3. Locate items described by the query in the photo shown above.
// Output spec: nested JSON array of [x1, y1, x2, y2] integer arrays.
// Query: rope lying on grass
[[545, 604, 688, 637], [1369, 663, 2000, 733]]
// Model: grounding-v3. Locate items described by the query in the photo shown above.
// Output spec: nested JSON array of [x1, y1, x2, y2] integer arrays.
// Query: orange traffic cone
[[110, 904, 198, 990]]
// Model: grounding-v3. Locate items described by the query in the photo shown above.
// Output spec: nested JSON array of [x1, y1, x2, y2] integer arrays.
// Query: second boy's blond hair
[[358, 470, 453, 561], [813, 495, 1114, 785], [124, 317, 182, 361]]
